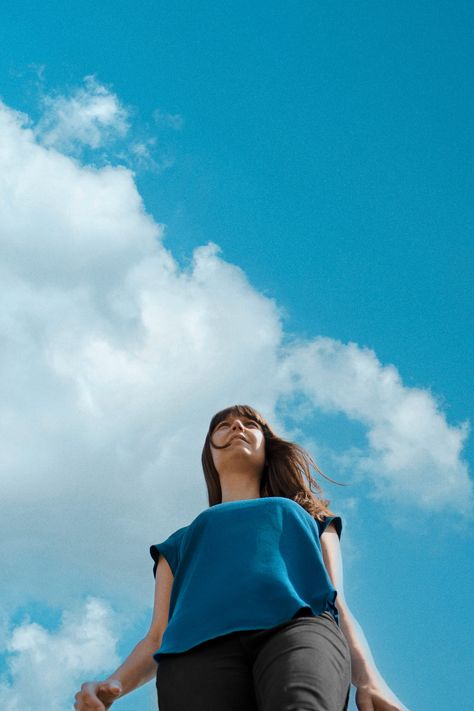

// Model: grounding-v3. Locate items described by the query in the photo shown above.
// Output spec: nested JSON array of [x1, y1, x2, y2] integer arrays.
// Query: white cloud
[[125, 138, 176, 172], [279, 338, 471, 511], [34, 75, 130, 152], [0, 96, 284, 612], [0, 90, 471, 628], [0, 598, 120, 711]]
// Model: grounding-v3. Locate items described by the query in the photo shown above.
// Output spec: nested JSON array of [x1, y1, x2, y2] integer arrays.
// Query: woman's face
[[210, 414, 266, 476]]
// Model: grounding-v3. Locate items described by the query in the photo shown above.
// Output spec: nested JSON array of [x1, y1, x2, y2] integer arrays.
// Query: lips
[[230, 434, 248, 443]]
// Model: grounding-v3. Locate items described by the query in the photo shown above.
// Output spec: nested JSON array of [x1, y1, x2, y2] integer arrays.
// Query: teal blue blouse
[[149, 496, 342, 662]]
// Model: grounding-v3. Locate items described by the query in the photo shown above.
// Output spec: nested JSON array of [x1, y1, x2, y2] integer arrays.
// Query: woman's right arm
[[74, 554, 174, 710], [320, 524, 409, 711]]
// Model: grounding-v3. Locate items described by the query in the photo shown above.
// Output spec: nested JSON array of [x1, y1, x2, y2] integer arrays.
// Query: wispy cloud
[[153, 108, 184, 130], [34, 75, 130, 152], [31, 75, 181, 176]]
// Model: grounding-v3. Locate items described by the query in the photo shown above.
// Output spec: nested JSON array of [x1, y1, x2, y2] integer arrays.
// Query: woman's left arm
[[320, 524, 411, 711]]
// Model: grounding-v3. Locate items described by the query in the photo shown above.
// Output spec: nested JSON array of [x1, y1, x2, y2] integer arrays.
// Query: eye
[[215, 419, 260, 431], [246, 421, 262, 430]]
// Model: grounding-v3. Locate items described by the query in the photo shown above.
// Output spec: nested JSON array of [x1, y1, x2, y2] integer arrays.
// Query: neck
[[220, 472, 262, 503]]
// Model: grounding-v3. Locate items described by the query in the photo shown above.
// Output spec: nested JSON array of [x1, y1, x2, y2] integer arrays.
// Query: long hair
[[201, 404, 346, 522]]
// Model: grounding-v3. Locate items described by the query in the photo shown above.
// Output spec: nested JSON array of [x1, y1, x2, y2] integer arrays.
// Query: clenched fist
[[74, 679, 123, 710]]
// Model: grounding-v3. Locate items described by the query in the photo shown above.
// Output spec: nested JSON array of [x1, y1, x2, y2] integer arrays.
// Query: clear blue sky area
[[1, 3, 473, 711]]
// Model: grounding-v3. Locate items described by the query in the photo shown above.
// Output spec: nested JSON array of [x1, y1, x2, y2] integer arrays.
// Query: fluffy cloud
[[0, 91, 471, 622], [0, 96, 284, 612], [0, 598, 120, 711], [279, 338, 471, 510]]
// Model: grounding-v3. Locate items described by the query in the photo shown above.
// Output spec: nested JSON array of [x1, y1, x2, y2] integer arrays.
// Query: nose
[[231, 419, 245, 432]]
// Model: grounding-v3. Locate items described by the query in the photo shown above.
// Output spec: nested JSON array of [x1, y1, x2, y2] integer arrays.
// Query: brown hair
[[201, 404, 347, 522]]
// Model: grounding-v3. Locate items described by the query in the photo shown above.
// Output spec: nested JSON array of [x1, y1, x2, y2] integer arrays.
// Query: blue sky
[[0, 2, 472, 710]]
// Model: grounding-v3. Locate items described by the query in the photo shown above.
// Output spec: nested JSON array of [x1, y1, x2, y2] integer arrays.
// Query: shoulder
[[316, 514, 343, 540], [168, 524, 189, 542], [149, 524, 189, 577], [150, 524, 188, 553]]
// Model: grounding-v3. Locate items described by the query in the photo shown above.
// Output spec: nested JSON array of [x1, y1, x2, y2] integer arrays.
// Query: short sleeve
[[316, 515, 342, 540], [149, 526, 187, 578]]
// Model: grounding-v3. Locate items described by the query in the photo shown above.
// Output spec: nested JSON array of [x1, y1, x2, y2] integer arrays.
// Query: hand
[[74, 679, 122, 710], [355, 683, 409, 711]]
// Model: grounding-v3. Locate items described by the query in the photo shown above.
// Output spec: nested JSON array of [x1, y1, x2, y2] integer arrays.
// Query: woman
[[74, 404, 408, 711]]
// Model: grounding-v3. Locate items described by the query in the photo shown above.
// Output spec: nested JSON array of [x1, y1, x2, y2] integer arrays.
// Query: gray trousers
[[156, 610, 352, 711]]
